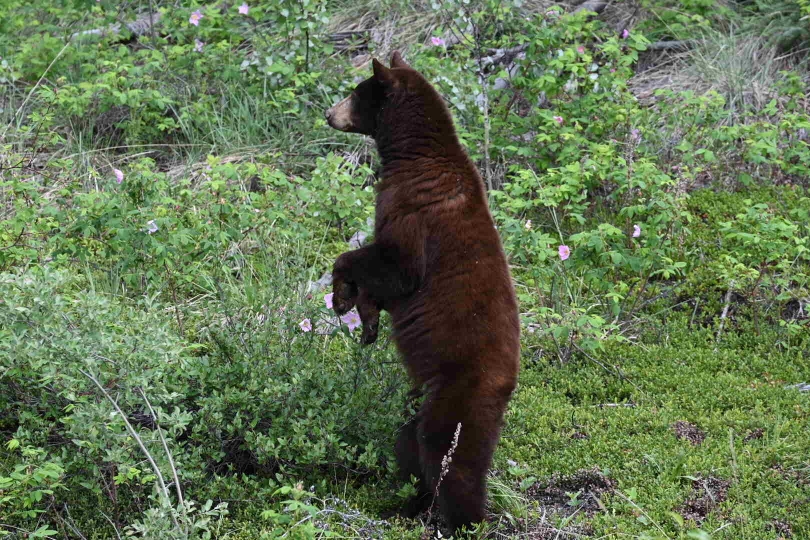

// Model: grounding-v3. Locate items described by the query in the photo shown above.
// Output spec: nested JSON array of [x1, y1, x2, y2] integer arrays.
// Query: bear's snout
[[325, 95, 355, 132]]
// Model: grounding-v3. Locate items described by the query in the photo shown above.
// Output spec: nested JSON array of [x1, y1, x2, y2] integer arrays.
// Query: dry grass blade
[[632, 29, 793, 119]]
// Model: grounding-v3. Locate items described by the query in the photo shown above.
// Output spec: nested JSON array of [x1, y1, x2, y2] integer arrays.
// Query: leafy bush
[[0, 266, 402, 535], [2, 0, 810, 537]]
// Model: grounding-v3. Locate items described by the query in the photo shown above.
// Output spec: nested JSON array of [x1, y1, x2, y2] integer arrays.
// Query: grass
[[505, 321, 810, 537], [1, 0, 809, 538]]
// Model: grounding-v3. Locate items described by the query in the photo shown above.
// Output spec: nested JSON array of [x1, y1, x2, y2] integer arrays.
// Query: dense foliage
[[1, 0, 808, 538]]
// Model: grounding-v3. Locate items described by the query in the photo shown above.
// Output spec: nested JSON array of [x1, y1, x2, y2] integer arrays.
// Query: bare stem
[[79, 370, 179, 530], [138, 388, 185, 511], [716, 280, 735, 343]]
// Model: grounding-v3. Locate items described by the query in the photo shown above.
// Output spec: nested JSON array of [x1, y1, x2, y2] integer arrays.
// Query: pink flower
[[553, 116, 563, 125], [299, 318, 312, 332], [430, 37, 446, 47], [238, 2, 249, 15], [577, 46, 585, 54], [558, 245, 570, 261], [324, 292, 334, 309], [341, 309, 362, 332], [146, 220, 159, 234], [189, 10, 203, 26], [113, 168, 124, 184], [620, 28, 630, 39], [194, 39, 205, 52], [632, 224, 641, 238]]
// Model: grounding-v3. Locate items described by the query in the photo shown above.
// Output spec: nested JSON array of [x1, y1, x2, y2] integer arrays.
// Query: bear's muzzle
[[325, 95, 355, 132]]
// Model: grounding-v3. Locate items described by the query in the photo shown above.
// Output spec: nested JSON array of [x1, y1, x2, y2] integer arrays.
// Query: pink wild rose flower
[[189, 10, 203, 26], [238, 2, 249, 15], [633, 224, 641, 238], [558, 245, 570, 261], [113, 168, 124, 184], [430, 37, 446, 47], [553, 115, 563, 125], [299, 318, 312, 332], [341, 309, 362, 332], [324, 292, 334, 310]]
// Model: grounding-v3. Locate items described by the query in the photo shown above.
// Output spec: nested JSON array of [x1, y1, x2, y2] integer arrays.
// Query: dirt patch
[[482, 514, 592, 539], [679, 476, 731, 523], [768, 520, 793, 538], [206, 436, 263, 476], [416, 468, 608, 539], [672, 421, 706, 445], [782, 298, 809, 322], [743, 428, 765, 443], [770, 464, 810, 488], [527, 467, 616, 513]]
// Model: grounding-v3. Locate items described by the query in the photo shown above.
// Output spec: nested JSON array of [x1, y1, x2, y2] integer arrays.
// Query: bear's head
[[325, 51, 453, 142]]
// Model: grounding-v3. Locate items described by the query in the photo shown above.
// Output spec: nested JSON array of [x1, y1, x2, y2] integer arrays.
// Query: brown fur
[[326, 52, 520, 533]]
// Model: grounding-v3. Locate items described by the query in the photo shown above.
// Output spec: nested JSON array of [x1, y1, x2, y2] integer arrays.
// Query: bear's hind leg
[[418, 382, 509, 534], [395, 415, 431, 517]]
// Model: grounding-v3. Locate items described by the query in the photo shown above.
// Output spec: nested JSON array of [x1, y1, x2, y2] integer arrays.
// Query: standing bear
[[325, 51, 520, 533]]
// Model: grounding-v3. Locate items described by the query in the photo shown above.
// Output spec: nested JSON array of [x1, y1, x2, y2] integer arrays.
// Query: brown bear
[[325, 51, 520, 534]]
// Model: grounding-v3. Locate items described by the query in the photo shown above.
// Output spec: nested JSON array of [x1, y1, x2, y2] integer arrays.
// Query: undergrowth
[[1, 0, 808, 538]]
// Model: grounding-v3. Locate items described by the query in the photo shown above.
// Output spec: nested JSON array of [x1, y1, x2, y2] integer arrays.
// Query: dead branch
[[70, 11, 162, 41], [716, 280, 735, 343], [574, 0, 609, 14], [647, 40, 697, 52]]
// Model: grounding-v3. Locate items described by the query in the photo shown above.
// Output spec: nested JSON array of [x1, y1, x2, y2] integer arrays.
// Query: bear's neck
[[374, 98, 464, 167]]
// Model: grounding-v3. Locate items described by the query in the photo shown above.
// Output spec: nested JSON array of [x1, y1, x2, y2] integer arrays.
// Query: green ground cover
[[1, 0, 808, 538]]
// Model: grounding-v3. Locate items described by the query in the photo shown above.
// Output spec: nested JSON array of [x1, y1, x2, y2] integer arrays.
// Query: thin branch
[[1, 40, 71, 143], [138, 388, 185, 511], [79, 369, 179, 530], [99, 510, 123, 540], [69, 11, 163, 41], [716, 280, 735, 343], [574, 0, 609, 14], [572, 344, 642, 392], [646, 40, 697, 51]]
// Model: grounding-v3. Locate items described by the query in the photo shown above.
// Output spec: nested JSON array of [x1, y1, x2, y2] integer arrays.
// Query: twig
[[425, 422, 463, 528], [99, 510, 123, 540], [591, 402, 636, 408], [573, 344, 641, 391], [138, 388, 185, 510], [1, 40, 71, 143], [59, 504, 88, 540], [79, 369, 179, 530], [612, 490, 671, 539], [69, 11, 163, 41], [476, 61, 493, 191], [716, 280, 735, 343], [165, 262, 185, 338], [574, 0, 609, 14], [646, 40, 696, 51]]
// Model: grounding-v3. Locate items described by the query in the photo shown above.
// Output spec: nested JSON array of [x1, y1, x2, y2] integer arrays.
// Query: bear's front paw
[[332, 278, 356, 316], [360, 318, 379, 345]]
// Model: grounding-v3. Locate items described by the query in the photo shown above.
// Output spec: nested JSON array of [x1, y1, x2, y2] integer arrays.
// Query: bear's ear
[[372, 58, 394, 85], [390, 51, 410, 69]]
